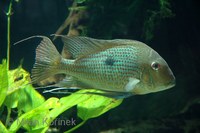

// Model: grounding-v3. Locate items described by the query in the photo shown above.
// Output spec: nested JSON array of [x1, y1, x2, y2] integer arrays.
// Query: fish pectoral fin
[[53, 35, 124, 58], [124, 78, 140, 92]]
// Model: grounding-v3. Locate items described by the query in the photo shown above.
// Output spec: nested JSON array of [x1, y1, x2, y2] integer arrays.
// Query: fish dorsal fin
[[57, 35, 123, 58]]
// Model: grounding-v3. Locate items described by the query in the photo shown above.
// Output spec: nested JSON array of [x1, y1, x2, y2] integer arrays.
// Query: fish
[[31, 35, 175, 98]]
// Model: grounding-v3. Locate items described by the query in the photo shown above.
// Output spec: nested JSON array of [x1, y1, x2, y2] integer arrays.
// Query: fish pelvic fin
[[31, 37, 62, 84]]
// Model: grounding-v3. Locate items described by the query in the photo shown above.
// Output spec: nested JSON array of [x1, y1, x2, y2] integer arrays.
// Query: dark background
[[0, 0, 200, 133]]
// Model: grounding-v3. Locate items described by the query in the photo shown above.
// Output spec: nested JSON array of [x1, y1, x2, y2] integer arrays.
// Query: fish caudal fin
[[31, 37, 62, 84]]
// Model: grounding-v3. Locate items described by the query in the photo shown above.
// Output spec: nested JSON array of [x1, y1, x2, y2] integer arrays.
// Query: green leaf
[[0, 60, 8, 107], [0, 121, 8, 133], [39, 89, 122, 133], [77, 90, 123, 120], [42, 90, 91, 128], [8, 88, 123, 132], [3, 91, 18, 108], [7, 65, 30, 95], [4, 66, 45, 111], [18, 84, 45, 112], [9, 97, 59, 132]]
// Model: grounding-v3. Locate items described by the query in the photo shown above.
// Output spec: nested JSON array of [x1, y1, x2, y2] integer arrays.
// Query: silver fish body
[[32, 36, 175, 95]]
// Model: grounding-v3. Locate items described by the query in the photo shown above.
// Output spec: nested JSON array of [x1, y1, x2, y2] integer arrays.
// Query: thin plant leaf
[[0, 60, 8, 107], [77, 90, 123, 120], [0, 121, 8, 133]]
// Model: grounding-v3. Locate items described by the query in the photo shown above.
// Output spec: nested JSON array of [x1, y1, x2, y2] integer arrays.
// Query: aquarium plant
[[0, 0, 123, 132]]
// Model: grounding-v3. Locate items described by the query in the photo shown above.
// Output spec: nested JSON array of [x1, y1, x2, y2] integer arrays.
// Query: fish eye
[[151, 62, 160, 70]]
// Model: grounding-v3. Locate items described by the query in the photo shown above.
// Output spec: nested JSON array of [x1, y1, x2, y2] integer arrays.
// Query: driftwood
[[37, 1, 88, 86]]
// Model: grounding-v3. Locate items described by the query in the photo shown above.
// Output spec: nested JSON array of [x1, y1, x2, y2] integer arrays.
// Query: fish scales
[[62, 46, 140, 92]]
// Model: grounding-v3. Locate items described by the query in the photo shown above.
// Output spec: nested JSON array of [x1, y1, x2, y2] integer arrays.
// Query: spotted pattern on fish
[[60, 45, 140, 92]]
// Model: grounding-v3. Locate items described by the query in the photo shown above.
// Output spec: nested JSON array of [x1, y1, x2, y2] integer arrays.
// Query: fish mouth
[[165, 79, 176, 90]]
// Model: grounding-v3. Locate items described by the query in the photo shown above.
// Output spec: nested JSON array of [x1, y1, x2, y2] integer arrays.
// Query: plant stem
[[5, 107, 11, 127], [5, 1, 13, 127], [6, 0, 13, 70]]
